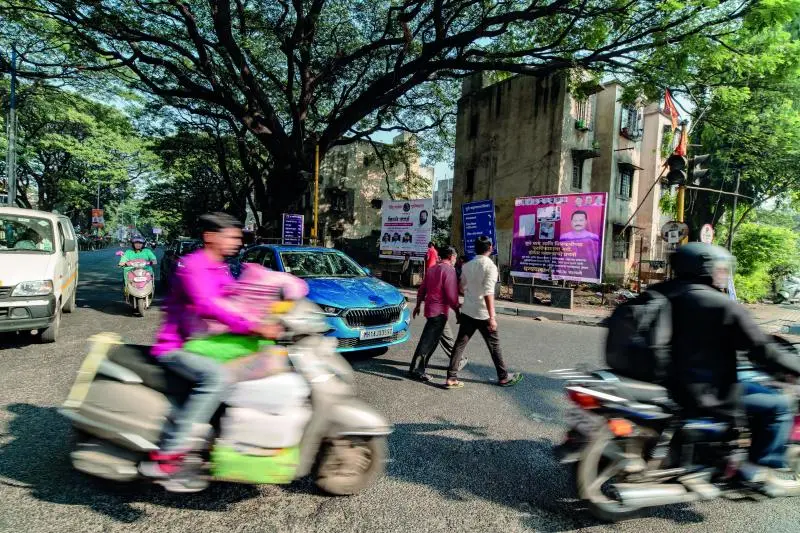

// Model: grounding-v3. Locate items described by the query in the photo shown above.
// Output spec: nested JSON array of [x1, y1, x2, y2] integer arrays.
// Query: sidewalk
[[400, 290, 800, 335], [399, 289, 610, 327]]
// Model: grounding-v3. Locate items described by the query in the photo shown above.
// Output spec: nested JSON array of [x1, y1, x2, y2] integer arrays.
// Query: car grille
[[0, 308, 8, 318], [343, 306, 403, 328], [337, 331, 408, 350], [0, 286, 12, 299]]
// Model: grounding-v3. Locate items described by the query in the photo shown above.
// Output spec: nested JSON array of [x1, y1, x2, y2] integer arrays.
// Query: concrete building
[[318, 133, 434, 257], [434, 177, 454, 219], [452, 71, 603, 271], [452, 73, 667, 284]]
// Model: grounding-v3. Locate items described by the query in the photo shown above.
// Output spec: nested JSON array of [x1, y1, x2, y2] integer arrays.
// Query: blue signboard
[[282, 213, 304, 246], [462, 200, 497, 258]]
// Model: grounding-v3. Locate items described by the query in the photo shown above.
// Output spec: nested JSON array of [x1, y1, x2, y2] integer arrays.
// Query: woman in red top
[[425, 242, 439, 270]]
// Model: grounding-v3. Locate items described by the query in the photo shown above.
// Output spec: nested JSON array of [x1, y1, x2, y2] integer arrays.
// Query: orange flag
[[675, 125, 688, 156], [663, 89, 680, 132]]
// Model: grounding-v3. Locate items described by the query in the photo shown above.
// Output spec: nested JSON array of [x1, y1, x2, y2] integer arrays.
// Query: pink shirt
[[152, 249, 256, 356], [425, 247, 439, 269], [417, 263, 460, 318]]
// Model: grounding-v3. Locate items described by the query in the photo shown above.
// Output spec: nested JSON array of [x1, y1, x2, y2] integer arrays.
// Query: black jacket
[[655, 280, 800, 420]]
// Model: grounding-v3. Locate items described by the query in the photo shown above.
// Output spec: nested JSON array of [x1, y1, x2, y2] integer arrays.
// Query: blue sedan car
[[239, 245, 410, 353]]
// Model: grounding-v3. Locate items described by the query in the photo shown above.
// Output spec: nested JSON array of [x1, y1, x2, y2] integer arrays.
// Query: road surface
[[1, 248, 798, 532]]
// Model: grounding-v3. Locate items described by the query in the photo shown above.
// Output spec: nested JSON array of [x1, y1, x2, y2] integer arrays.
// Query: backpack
[[605, 289, 672, 383]]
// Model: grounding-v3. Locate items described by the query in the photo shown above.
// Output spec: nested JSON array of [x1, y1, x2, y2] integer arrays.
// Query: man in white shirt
[[445, 236, 523, 389]]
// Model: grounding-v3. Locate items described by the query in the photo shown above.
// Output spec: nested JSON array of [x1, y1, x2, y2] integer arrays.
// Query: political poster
[[511, 192, 608, 283], [91, 209, 105, 228], [462, 200, 497, 259], [281, 213, 304, 245], [380, 198, 433, 261]]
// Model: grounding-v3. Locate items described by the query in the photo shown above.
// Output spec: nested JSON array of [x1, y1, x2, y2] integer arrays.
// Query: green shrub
[[734, 267, 771, 303]]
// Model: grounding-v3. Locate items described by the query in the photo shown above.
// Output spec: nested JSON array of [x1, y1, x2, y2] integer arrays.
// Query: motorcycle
[[552, 336, 800, 522], [121, 258, 155, 316], [776, 275, 800, 304], [59, 299, 392, 495]]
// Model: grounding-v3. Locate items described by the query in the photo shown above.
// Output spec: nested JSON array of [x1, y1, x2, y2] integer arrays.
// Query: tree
[[731, 223, 799, 302], [1, 0, 761, 225], [0, 81, 153, 223]]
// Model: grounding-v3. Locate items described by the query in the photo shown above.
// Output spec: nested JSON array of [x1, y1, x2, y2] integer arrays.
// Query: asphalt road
[[1, 248, 799, 532]]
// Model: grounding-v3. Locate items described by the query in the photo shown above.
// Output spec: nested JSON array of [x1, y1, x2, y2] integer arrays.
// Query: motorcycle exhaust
[[614, 483, 699, 508]]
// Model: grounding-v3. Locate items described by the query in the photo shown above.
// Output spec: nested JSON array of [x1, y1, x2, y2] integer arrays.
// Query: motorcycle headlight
[[12, 280, 54, 297]]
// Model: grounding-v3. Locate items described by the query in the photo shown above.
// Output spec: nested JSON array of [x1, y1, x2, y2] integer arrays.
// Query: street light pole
[[6, 45, 18, 206], [312, 144, 319, 244]]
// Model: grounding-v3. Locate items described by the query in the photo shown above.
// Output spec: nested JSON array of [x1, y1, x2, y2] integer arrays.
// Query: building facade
[[452, 74, 666, 284], [434, 177, 454, 219], [318, 133, 434, 257]]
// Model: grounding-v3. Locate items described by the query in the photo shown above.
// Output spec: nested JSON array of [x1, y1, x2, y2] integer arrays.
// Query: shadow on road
[[0, 403, 259, 523], [387, 421, 707, 530]]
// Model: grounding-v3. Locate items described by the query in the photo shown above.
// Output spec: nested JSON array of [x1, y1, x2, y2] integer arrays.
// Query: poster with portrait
[[511, 193, 608, 283], [380, 198, 433, 261]]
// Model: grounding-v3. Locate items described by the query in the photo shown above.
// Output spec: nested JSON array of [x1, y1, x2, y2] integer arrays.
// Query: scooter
[[122, 258, 154, 316], [59, 299, 392, 495], [552, 336, 800, 522]]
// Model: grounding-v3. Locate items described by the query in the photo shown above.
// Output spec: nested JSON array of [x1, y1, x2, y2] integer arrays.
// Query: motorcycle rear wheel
[[577, 429, 642, 522], [314, 436, 387, 496]]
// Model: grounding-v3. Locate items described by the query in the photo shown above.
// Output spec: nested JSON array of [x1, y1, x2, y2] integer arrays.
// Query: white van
[[0, 207, 79, 343]]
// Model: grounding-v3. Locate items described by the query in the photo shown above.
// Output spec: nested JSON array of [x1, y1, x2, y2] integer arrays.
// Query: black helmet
[[132, 235, 145, 244], [670, 242, 734, 288]]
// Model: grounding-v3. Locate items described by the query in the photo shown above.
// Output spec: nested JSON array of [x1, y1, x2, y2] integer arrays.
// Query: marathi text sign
[[380, 198, 433, 261], [511, 193, 608, 283], [282, 214, 304, 245], [462, 199, 497, 259]]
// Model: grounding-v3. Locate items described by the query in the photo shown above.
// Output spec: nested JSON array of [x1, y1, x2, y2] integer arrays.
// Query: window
[[328, 188, 351, 213], [363, 154, 373, 167], [469, 113, 479, 139], [574, 98, 590, 129], [242, 248, 264, 265], [279, 251, 365, 278], [262, 250, 278, 270], [571, 159, 583, 189], [619, 168, 634, 198], [465, 168, 475, 194], [613, 225, 632, 260], [620, 105, 641, 139]]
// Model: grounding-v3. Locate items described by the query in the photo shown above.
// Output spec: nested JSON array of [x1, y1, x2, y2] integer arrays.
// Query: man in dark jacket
[[663, 243, 800, 490]]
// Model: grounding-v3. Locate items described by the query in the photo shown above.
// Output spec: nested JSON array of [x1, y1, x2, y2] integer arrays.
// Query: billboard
[[462, 200, 497, 259], [91, 209, 105, 228], [380, 198, 433, 261], [511, 193, 608, 283], [281, 213, 304, 245]]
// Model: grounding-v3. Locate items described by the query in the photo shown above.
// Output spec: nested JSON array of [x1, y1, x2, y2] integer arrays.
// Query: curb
[[402, 291, 609, 328]]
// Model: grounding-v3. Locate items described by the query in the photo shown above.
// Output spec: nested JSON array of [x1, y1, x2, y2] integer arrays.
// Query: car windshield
[[0, 214, 55, 254], [280, 251, 365, 278]]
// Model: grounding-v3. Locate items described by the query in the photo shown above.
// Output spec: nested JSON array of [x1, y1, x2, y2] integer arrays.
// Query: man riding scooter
[[119, 236, 157, 279], [139, 213, 282, 492]]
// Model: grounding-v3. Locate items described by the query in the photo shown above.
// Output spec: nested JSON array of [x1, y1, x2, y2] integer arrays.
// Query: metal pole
[[676, 184, 687, 246], [6, 46, 18, 206], [312, 144, 319, 244], [726, 168, 741, 250], [96, 183, 100, 209]]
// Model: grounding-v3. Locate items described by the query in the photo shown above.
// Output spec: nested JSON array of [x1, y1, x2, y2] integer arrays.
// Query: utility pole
[[6, 45, 18, 206], [312, 144, 319, 244], [726, 168, 742, 251]]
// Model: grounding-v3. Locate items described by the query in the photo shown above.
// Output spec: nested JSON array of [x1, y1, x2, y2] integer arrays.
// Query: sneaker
[[158, 475, 209, 494], [139, 451, 184, 479], [737, 461, 768, 483], [763, 468, 800, 495], [457, 357, 469, 372], [408, 371, 431, 382]]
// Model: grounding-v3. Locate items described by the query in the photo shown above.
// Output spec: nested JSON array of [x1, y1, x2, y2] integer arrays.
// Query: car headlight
[[11, 280, 54, 297], [317, 305, 343, 317], [400, 299, 408, 310]]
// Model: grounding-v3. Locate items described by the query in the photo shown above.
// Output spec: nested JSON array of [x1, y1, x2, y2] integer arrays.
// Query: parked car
[[160, 239, 201, 286], [240, 245, 410, 354], [0, 207, 79, 342]]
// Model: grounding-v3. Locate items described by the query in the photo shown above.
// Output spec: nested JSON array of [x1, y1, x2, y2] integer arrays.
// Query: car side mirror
[[363, 267, 372, 276], [64, 239, 76, 253]]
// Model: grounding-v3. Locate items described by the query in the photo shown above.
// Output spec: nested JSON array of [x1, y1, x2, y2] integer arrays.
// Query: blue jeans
[[742, 381, 793, 468], [159, 350, 232, 452]]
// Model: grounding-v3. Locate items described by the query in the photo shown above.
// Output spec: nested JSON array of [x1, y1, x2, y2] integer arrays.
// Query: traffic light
[[688, 154, 710, 184], [666, 154, 687, 185]]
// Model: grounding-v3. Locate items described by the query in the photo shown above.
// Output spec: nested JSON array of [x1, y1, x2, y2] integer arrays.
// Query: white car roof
[[0, 206, 67, 223]]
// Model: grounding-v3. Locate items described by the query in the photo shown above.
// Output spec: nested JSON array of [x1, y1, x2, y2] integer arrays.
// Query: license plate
[[359, 327, 393, 340], [133, 276, 148, 282], [566, 408, 604, 435]]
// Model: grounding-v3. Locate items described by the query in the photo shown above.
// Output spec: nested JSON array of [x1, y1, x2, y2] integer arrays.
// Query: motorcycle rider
[[661, 243, 800, 490], [119, 235, 157, 279], [139, 213, 281, 492]]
